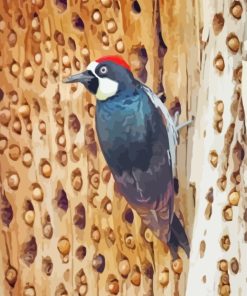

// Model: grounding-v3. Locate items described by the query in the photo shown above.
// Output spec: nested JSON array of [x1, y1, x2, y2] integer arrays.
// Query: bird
[[64, 55, 191, 260]]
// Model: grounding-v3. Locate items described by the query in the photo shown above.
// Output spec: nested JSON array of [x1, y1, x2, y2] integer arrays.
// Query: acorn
[[89, 170, 100, 189], [72, 145, 80, 160], [45, 40, 52, 52], [131, 270, 141, 286], [0, 19, 6, 31], [81, 47, 89, 57], [217, 175, 227, 191], [39, 121, 46, 134], [172, 258, 183, 274], [230, 257, 239, 274], [118, 259, 130, 277], [212, 13, 224, 35], [220, 272, 229, 285], [63, 255, 69, 263], [11, 62, 20, 76], [34, 52, 42, 65], [8, 31, 17, 47], [56, 150, 67, 166], [57, 237, 70, 256], [8, 173, 20, 190], [62, 55, 70, 67], [55, 110, 64, 126], [34, 0, 44, 8], [219, 284, 230, 296], [214, 54, 225, 71], [40, 73, 48, 88], [24, 210, 35, 226], [23, 151, 33, 167], [216, 101, 224, 114], [91, 228, 101, 242], [209, 150, 218, 167], [107, 19, 117, 33], [200, 240, 206, 258], [102, 165, 111, 183], [101, 0, 112, 7], [41, 162, 52, 178], [9, 145, 21, 160], [10, 92, 18, 104], [218, 259, 228, 272], [92, 10, 102, 24], [115, 40, 125, 53], [23, 287, 36, 296], [220, 235, 231, 251], [17, 15, 25, 29], [159, 268, 169, 287], [102, 33, 109, 46], [0, 108, 11, 126], [108, 228, 116, 243], [5, 267, 17, 286], [12, 118, 22, 134], [144, 228, 153, 242], [0, 137, 7, 152], [227, 34, 240, 53], [216, 119, 223, 132], [105, 201, 112, 214], [108, 279, 119, 295], [57, 134, 66, 147], [223, 205, 233, 221], [18, 104, 30, 117], [78, 284, 87, 296], [43, 223, 53, 239], [228, 191, 240, 206], [125, 234, 135, 249], [32, 17, 40, 30], [24, 66, 34, 82], [32, 186, 43, 201], [230, 1, 243, 19], [72, 175, 83, 191], [33, 31, 41, 42], [26, 121, 32, 134]]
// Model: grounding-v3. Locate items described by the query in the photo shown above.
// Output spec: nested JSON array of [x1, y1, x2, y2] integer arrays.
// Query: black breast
[[96, 91, 157, 175]]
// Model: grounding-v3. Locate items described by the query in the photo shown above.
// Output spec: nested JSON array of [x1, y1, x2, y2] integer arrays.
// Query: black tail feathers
[[167, 214, 190, 259]]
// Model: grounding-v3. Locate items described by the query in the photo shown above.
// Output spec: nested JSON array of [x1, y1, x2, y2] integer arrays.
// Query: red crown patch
[[96, 55, 131, 71]]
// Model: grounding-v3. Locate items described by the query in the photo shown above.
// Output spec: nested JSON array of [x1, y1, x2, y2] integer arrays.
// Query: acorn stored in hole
[[118, 259, 130, 277], [172, 258, 183, 274], [57, 237, 70, 256], [159, 268, 169, 287]]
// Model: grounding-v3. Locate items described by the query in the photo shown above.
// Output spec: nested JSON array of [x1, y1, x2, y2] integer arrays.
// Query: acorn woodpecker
[[64, 55, 190, 259]]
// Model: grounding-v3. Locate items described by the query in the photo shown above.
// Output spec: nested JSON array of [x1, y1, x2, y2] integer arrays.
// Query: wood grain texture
[[0, 0, 245, 295]]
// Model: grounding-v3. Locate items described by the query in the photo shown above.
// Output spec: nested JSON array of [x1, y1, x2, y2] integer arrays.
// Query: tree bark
[[0, 0, 245, 295], [187, 1, 247, 295]]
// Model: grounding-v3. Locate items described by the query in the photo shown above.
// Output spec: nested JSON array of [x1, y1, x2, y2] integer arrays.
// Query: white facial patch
[[87, 61, 119, 101]]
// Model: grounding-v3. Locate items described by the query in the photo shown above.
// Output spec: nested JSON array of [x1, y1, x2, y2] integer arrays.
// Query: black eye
[[99, 66, 108, 75]]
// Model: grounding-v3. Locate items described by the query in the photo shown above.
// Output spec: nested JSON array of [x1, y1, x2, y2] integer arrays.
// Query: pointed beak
[[63, 70, 99, 94], [63, 70, 95, 84]]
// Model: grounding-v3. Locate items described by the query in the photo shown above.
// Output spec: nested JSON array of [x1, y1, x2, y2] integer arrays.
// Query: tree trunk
[[0, 0, 245, 295], [187, 0, 247, 295]]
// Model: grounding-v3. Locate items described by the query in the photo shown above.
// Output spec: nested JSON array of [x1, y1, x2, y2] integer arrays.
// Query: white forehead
[[87, 61, 99, 74]]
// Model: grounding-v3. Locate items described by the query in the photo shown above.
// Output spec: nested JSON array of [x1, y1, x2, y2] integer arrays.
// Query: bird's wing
[[141, 85, 178, 174], [112, 91, 175, 242], [114, 134, 174, 242]]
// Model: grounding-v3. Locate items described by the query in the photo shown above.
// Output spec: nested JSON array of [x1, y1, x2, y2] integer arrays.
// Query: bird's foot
[[176, 115, 195, 132]]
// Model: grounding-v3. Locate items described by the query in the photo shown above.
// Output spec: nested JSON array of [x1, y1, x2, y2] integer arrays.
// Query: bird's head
[[63, 56, 134, 101]]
